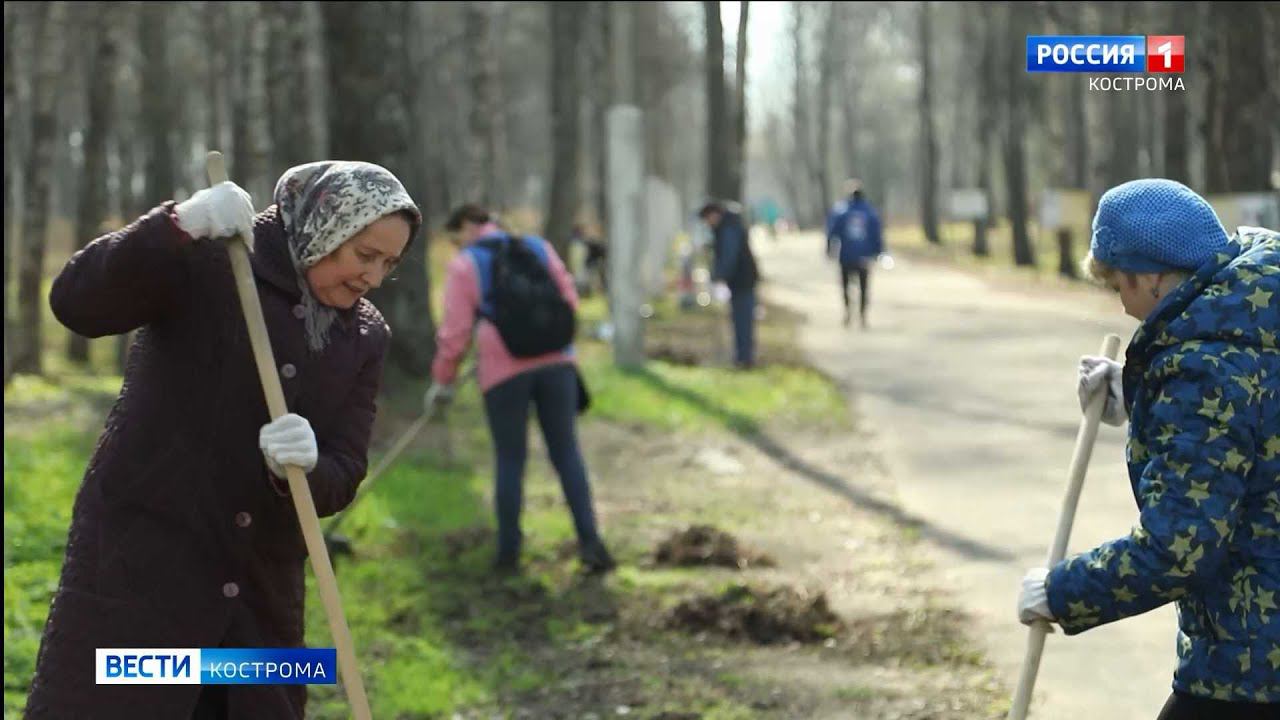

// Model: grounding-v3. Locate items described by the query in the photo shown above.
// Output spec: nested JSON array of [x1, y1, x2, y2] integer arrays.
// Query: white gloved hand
[[423, 382, 454, 415], [1017, 567, 1056, 627], [174, 181, 256, 249], [1078, 355, 1126, 426], [259, 413, 318, 479], [712, 281, 732, 304]]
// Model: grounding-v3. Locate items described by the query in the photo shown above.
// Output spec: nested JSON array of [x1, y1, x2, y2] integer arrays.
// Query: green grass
[[3, 300, 848, 716]]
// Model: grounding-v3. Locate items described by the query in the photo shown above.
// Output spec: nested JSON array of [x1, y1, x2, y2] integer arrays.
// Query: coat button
[[292, 304, 306, 319], [280, 363, 296, 379], [235, 512, 252, 528], [222, 582, 240, 598]]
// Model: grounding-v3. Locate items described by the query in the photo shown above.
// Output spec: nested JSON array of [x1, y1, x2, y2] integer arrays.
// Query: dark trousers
[[1156, 691, 1275, 720], [840, 262, 870, 319], [729, 287, 756, 366], [483, 363, 602, 561]]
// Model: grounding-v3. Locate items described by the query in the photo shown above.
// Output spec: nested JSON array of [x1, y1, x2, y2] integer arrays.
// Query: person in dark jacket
[[27, 161, 421, 720], [825, 179, 884, 328], [1016, 180, 1279, 719], [698, 200, 760, 369]]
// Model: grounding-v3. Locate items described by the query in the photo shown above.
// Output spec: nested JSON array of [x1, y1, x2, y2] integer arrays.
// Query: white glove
[[1017, 567, 1056, 627], [712, 281, 732, 304], [259, 413, 318, 479], [175, 181, 256, 249], [1078, 355, 1126, 426], [423, 382, 454, 415]]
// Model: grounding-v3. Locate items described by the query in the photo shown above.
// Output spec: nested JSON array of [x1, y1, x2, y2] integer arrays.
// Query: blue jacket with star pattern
[[1046, 226, 1280, 703]]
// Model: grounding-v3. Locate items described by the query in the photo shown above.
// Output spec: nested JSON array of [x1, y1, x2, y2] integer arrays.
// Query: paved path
[[757, 232, 1177, 720]]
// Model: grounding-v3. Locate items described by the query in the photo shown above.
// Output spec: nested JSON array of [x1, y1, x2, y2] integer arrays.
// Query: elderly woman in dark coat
[[25, 161, 421, 720]]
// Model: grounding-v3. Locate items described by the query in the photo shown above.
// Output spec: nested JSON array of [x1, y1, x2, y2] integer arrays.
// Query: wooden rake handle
[[1007, 333, 1123, 720], [205, 152, 372, 720]]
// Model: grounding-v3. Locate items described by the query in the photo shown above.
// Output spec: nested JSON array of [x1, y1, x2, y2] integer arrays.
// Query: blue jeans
[[730, 287, 756, 366], [482, 363, 602, 562]]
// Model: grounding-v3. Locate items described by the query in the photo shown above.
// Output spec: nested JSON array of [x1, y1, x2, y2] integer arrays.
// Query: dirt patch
[[653, 525, 776, 570], [668, 583, 841, 644], [441, 526, 491, 560], [646, 344, 705, 366]]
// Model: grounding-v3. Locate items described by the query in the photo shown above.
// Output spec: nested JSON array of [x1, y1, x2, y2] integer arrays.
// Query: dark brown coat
[[25, 204, 389, 719]]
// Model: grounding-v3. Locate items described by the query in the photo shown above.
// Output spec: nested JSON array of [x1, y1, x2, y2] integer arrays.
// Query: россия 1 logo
[[1026, 35, 1184, 73]]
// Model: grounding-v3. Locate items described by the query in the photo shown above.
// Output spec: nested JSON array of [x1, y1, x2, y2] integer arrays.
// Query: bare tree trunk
[[265, 2, 316, 176], [1264, 4, 1280, 187], [544, 1, 584, 257], [4, 4, 18, 381], [976, 4, 998, 231], [593, 1, 610, 229], [703, 1, 730, 200], [840, 73, 859, 190], [1004, 3, 1034, 267], [816, 2, 838, 215], [140, 4, 175, 207], [729, 1, 749, 202], [1202, 2, 1274, 193], [918, 1, 940, 244], [1068, 70, 1090, 188], [464, 2, 505, 207], [229, 3, 267, 201], [791, 4, 820, 228], [323, 1, 435, 378], [69, 2, 120, 364], [204, 2, 227, 155], [13, 4, 60, 376]]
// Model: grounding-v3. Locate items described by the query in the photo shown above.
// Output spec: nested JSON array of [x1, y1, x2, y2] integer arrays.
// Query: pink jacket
[[431, 230, 578, 393]]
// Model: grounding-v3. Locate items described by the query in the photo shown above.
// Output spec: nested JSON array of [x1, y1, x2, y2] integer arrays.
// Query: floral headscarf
[[273, 161, 421, 352]]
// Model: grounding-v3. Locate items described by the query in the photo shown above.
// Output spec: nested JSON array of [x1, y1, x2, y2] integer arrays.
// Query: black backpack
[[469, 235, 577, 358]]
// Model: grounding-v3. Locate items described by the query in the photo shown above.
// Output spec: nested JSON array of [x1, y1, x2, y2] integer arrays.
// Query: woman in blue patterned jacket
[[1016, 179, 1278, 720]]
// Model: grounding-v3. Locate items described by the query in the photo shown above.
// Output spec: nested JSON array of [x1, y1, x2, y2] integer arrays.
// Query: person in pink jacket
[[425, 204, 616, 574]]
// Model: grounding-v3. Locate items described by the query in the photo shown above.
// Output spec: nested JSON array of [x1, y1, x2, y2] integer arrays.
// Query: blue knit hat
[[1090, 179, 1232, 273]]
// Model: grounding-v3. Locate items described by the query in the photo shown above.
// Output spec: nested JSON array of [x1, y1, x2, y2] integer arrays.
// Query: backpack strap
[[464, 236, 505, 321], [464, 234, 552, 320]]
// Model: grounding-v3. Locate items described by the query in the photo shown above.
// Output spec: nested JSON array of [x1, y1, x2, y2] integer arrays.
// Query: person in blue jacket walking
[[1016, 179, 1279, 719], [826, 179, 884, 328]]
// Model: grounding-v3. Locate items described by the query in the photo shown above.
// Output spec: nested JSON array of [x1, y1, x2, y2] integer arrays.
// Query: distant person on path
[[825, 179, 884, 328], [1016, 179, 1279, 719], [426, 203, 615, 575], [698, 199, 760, 369]]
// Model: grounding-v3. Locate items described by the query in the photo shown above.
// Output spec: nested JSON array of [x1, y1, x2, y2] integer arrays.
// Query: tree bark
[[544, 1, 584, 257], [69, 2, 120, 364], [13, 4, 59, 375], [139, 4, 175, 208], [703, 1, 730, 200], [919, 1, 940, 244], [322, 1, 435, 379], [729, 1, 749, 202], [1004, 3, 1034, 267], [463, 2, 505, 207], [790, 3, 820, 228], [265, 2, 317, 176], [816, 2, 839, 215], [4, 4, 19, 381]]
